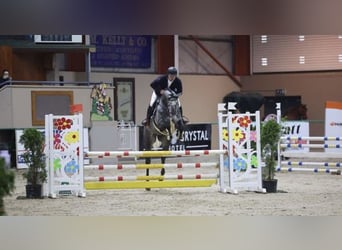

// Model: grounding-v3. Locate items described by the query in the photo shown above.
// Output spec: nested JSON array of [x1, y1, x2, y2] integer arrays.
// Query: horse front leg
[[145, 157, 151, 191], [159, 135, 170, 177], [160, 157, 166, 176]]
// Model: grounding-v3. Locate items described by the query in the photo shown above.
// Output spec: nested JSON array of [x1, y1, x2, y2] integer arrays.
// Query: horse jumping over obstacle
[[143, 89, 185, 179]]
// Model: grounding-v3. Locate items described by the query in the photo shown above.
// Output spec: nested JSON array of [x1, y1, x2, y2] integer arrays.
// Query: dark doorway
[[264, 96, 302, 117], [0, 129, 16, 168]]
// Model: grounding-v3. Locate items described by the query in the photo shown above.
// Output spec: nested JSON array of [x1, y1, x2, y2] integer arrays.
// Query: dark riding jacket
[[150, 75, 182, 97]]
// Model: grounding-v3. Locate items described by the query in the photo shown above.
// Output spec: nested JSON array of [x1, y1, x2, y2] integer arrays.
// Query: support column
[[156, 35, 174, 74]]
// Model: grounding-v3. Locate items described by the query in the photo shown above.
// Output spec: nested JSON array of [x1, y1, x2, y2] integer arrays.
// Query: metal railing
[[0, 80, 112, 90]]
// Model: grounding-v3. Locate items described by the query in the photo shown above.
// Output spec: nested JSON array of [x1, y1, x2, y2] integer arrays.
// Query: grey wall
[[0, 85, 113, 129], [0, 73, 239, 149]]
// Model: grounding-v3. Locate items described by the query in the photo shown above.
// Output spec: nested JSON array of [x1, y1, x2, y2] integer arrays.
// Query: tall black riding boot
[[143, 106, 154, 126], [179, 106, 188, 124]]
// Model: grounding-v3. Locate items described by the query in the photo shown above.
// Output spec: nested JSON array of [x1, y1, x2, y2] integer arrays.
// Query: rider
[[143, 66, 184, 126]]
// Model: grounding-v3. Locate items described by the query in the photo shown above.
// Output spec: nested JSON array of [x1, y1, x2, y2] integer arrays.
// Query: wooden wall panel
[[66, 52, 85, 72], [0, 46, 13, 74], [13, 52, 47, 81], [233, 35, 250, 76]]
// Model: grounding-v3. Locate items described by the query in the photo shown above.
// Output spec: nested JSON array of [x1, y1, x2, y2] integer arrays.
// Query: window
[[31, 91, 73, 126]]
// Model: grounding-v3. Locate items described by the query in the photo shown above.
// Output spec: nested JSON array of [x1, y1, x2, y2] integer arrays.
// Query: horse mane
[[153, 93, 171, 130]]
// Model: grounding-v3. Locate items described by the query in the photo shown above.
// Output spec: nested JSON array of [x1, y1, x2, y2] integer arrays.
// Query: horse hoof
[[161, 168, 165, 176]]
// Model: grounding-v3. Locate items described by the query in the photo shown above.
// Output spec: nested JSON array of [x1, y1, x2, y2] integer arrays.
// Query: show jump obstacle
[[278, 136, 342, 174], [44, 103, 265, 198], [84, 150, 223, 190], [44, 114, 86, 198], [218, 103, 265, 194], [277, 100, 342, 174]]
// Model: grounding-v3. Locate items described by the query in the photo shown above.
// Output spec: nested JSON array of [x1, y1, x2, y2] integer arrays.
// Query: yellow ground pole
[[84, 179, 217, 189]]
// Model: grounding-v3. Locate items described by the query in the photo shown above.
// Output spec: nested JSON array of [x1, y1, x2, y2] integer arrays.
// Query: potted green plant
[[0, 157, 15, 215], [260, 119, 282, 193], [19, 128, 47, 198]]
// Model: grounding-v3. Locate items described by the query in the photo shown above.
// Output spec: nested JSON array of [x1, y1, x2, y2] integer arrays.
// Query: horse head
[[164, 89, 184, 132]]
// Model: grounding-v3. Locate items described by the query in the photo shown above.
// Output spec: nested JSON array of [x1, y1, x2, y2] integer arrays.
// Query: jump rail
[[280, 143, 341, 149], [84, 150, 225, 190], [84, 162, 218, 170], [281, 136, 342, 141], [84, 173, 219, 182], [281, 161, 341, 167], [277, 167, 341, 174], [279, 135, 342, 174], [85, 149, 227, 158]]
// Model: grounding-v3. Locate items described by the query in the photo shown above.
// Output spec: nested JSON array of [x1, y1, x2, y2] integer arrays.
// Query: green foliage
[[19, 128, 47, 185], [261, 119, 282, 180], [0, 158, 15, 216]]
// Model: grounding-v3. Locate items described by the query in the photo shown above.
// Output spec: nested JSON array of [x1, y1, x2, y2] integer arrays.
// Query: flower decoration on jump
[[54, 117, 73, 130], [232, 128, 246, 144], [64, 160, 79, 176], [233, 157, 247, 171], [65, 131, 79, 144], [222, 128, 229, 141], [250, 154, 258, 168], [250, 130, 257, 142], [53, 158, 62, 171], [237, 115, 252, 128], [53, 130, 64, 151]]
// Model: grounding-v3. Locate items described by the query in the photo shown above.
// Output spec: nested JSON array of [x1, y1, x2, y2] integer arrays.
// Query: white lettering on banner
[[281, 121, 309, 153], [181, 130, 209, 142], [169, 144, 185, 151], [102, 35, 126, 46], [137, 37, 147, 46]]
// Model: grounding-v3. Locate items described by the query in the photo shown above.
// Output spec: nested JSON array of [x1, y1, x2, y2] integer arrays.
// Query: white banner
[[281, 121, 310, 153], [325, 101, 342, 152]]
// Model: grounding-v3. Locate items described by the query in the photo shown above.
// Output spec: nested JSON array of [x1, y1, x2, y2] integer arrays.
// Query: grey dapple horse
[[143, 89, 185, 179]]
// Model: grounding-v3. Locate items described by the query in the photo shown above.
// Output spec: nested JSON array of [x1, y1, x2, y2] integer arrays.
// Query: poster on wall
[[90, 83, 113, 121], [114, 78, 135, 122], [325, 101, 342, 152], [90, 35, 152, 68]]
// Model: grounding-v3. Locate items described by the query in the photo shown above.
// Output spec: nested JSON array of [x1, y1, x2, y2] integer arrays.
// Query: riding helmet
[[167, 66, 177, 75]]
